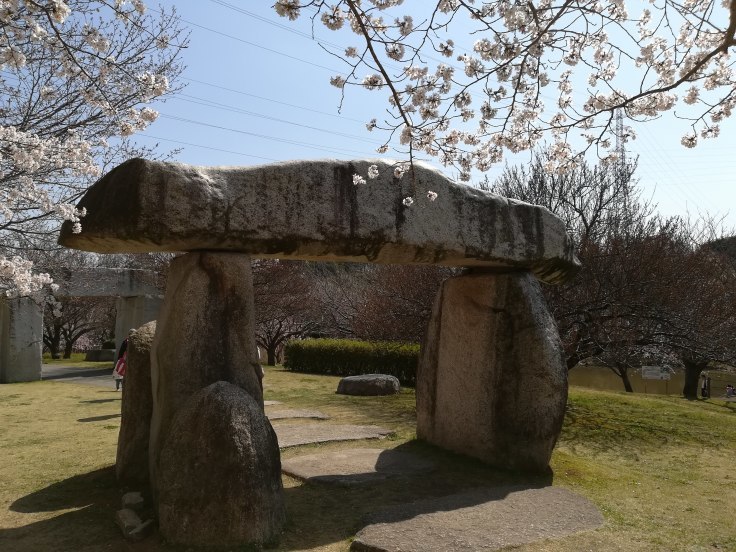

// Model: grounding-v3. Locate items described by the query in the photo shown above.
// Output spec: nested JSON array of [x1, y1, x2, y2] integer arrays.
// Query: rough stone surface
[[115, 508, 143, 538], [351, 486, 604, 552], [417, 271, 567, 472], [157, 381, 285, 548], [128, 519, 155, 541], [121, 491, 145, 511], [281, 448, 435, 485], [0, 297, 42, 383], [116, 321, 155, 486], [266, 408, 330, 420], [53, 267, 161, 298], [337, 374, 401, 396], [274, 424, 393, 448], [59, 158, 580, 284], [149, 252, 263, 494]]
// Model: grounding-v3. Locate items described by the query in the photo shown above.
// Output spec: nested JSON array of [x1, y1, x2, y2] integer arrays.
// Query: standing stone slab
[[116, 321, 156, 486], [157, 382, 285, 548], [149, 252, 263, 495], [417, 271, 567, 472], [0, 297, 42, 383]]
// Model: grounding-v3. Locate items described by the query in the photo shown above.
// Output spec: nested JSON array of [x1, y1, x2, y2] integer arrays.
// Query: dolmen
[[59, 158, 580, 549]]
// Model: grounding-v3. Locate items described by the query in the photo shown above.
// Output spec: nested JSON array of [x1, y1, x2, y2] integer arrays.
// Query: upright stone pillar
[[417, 270, 567, 472], [114, 295, 162, 353], [149, 252, 283, 547], [0, 297, 43, 383]]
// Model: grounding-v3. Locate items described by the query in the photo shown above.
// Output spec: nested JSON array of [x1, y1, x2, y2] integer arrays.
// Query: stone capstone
[[58, 158, 580, 284], [336, 374, 401, 396], [417, 271, 567, 472], [156, 381, 285, 548], [116, 321, 156, 486], [149, 252, 263, 495]]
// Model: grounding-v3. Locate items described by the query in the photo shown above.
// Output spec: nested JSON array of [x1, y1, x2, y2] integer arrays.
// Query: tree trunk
[[47, 336, 61, 359], [683, 358, 707, 400], [620, 366, 634, 393], [63, 341, 73, 359], [266, 345, 277, 366]]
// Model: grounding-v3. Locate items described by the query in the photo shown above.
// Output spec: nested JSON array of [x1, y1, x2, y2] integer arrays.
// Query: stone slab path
[[281, 448, 435, 485], [266, 409, 330, 420], [351, 486, 604, 552], [42, 365, 115, 389], [263, 400, 282, 406], [273, 424, 393, 449]]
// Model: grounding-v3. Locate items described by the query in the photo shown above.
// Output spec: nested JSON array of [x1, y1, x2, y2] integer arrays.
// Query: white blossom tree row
[[275, 0, 736, 194], [1, 0, 186, 298]]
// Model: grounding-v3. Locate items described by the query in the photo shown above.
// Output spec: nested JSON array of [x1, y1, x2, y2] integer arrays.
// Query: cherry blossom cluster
[[1, 1, 185, 298], [0, 255, 56, 300], [276, 0, 736, 185]]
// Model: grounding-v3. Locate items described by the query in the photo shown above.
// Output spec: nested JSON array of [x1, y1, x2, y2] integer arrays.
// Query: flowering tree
[[275, 0, 735, 188], [0, 0, 186, 299]]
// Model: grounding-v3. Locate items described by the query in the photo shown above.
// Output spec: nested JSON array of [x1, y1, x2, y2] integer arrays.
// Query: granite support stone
[[417, 270, 567, 472], [149, 251, 265, 498], [0, 297, 42, 383], [116, 321, 156, 486]]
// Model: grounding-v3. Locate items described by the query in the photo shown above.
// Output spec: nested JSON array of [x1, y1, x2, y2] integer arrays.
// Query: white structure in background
[[0, 268, 162, 383]]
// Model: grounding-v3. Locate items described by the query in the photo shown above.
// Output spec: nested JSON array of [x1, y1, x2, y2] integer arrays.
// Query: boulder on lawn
[[337, 374, 401, 396], [156, 381, 285, 548]]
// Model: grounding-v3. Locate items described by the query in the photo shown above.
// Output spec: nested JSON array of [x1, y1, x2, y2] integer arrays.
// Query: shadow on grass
[[80, 398, 121, 404], [10, 466, 116, 513], [78, 413, 121, 423], [1, 467, 132, 552], [2, 442, 554, 552]]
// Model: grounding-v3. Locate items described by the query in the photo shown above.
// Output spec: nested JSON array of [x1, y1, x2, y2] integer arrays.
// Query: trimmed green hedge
[[283, 338, 420, 387]]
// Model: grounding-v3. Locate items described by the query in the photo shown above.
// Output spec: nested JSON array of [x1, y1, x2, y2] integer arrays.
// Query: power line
[[173, 93, 382, 145], [149, 8, 343, 74], [157, 113, 376, 156], [137, 133, 279, 162], [183, 76, 366, 123]]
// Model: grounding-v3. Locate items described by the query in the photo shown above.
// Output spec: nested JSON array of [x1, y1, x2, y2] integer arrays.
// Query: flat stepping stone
[[273, 424, 393, 449], [351, 486, 604, 552], [281, 448, 435, 485], [263, 400, 282, 406], [266, 409, 330, 420]]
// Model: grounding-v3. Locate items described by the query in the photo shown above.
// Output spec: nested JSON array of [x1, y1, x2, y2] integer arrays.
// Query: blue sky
[[134, 1, 736, 230]]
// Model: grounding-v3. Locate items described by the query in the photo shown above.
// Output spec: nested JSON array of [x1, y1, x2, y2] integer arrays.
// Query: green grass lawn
[[1, 368, 735, 551], [42, 352, 112, 369]]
